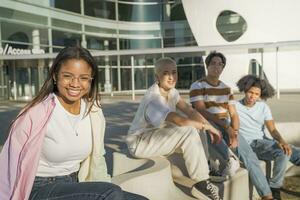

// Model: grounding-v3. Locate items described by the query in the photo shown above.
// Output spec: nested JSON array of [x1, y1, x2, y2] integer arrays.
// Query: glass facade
[[84, 0, 116, 20], [1, 59, 50, 100], [51, 0, 81, 14], [52, 30, 82, 52], [118, 3, 162, 22], [119, 38, 161, 50], [86, 36, 117, 50], [0, 0, 204, 100]]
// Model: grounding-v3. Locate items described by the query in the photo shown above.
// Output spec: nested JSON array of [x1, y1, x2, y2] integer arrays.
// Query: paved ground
[[0, 94, 300, 199]]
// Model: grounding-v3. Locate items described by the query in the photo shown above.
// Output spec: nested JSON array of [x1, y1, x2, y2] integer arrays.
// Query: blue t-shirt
[[236, 100, 273, 143]]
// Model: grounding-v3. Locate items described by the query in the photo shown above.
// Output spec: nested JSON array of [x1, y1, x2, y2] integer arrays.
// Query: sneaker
[[191, 180, 223, 200], [271, 187, 281, 200], [222, 155, 240, 176], [209, 169, 228, 182]]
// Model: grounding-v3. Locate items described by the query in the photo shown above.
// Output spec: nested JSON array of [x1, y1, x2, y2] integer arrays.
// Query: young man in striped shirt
[[189, 51, 240, 177]]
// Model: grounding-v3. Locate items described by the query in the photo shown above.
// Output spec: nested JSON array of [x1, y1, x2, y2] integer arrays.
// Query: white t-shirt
[[36, 94, 92, 177], [128, 83, 180, 135]]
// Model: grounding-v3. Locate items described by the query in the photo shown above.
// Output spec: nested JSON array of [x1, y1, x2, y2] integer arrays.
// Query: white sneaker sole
[[209, 175, 229, 183], [191, 186, 212, 200]]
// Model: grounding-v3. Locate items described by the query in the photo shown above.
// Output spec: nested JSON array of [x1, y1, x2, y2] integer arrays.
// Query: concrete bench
[[112, 151, 196, 200], [111, 123, 300, 200]]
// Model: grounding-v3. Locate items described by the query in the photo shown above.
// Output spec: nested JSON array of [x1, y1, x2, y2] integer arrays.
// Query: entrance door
[[0, 65, 9, 100], [14, 66, 40, 100], [4, 60, 40, 100]]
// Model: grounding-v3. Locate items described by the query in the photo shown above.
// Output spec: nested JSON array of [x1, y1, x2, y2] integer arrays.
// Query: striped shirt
[[189, 79, 235, 119]]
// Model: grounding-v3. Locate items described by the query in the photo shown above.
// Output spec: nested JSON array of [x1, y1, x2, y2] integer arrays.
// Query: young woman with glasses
[[0, 46, 148, 200]]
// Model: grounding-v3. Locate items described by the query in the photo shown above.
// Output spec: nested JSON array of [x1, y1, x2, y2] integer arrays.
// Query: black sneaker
[[191, 180, 223, 200], [209, 169, 228, 183], [271, 187, 281, 200]]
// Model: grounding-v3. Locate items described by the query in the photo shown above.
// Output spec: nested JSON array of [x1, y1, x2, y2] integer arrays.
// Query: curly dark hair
[[236, 75, 275, 100], [205, 51, 226, 68]]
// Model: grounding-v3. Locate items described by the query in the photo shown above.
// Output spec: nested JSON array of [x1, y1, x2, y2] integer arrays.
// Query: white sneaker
[[222, 156, 240, 176]]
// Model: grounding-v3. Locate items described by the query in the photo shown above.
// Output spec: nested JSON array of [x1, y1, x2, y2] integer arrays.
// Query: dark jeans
[[29, 172, 148, 200]]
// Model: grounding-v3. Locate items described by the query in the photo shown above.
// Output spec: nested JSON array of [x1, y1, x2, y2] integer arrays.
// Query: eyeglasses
[[209, 62, 224, 68], [59, 73, 93, 84]]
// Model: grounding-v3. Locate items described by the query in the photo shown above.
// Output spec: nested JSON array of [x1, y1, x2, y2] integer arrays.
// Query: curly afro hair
[[236, 75, 275, 100]]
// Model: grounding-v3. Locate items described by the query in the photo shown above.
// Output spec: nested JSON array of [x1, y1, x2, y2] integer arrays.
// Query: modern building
[[0, 0, 299, 100]]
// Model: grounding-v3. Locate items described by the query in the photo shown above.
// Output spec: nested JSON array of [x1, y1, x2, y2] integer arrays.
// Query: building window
[[165, 53, 205, 89], [119, 38, 161, 50], [52, 30, 81, 52], [216, 10, 247, 42], [50, 0, 81, 14], [86, 36, 117, 50], [118, 3, 162, 22], [162, 21, 197, 47], [163, 37, 197, 47], [84, 0, 116, 20], [1, 21, 49, 51]]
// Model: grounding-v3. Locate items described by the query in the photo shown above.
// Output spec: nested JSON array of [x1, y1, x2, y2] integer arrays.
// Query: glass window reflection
[[50, 0, 81, 14], [84, 0, 116, 20], [118, 3, 161, 22], [119, 38, 161, 50]]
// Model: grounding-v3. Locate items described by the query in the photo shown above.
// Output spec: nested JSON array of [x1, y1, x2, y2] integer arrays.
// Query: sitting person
[[126, 57, 223, 200], [0, 46, 147, 200], [235, 74, 300, 200], [189, 51, 240, 177]]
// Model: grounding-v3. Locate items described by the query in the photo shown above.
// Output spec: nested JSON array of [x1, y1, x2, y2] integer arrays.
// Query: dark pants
[[29, 172, 148, 200]]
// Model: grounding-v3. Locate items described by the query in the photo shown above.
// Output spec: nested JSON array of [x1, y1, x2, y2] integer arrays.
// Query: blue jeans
[[289, 144, 300, 166], [250, 138, 289, 189], [29, 172, 148, 200], [206, 120, 231, 171], [233, 135, 272, 197]]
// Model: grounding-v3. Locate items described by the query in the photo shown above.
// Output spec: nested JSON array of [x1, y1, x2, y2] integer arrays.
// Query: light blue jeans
[[235, 135, 300, 197], [289, 144, 300, 166], [250, 138, 300, 188], [233, 135, 272, 197]]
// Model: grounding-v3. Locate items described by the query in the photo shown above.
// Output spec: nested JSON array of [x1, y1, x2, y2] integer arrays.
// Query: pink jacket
[[0, 94, 110, 200]]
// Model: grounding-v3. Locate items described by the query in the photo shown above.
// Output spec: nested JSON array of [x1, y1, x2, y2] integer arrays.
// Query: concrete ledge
[[275, 122, 300, 147], [112, 152, 195, 200]]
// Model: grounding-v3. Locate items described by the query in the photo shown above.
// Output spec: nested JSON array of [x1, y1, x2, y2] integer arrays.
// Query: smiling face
[[54, 58, 92, 106], [156, 63, 178, 92], [206, 56, 224, 79], [244, 86, 261, 107]]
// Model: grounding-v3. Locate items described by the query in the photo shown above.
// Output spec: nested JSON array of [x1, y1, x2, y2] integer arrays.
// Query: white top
[[36, 94, 92, 177], [128, 83, 180, 135]]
